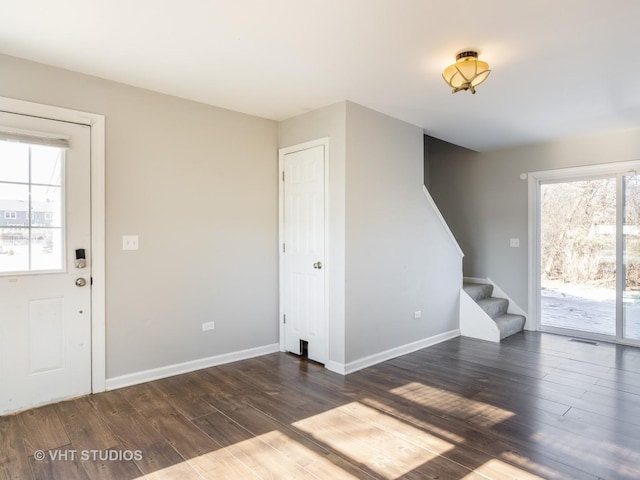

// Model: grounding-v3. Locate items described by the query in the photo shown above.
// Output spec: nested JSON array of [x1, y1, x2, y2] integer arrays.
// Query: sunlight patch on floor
[[461, 458, 543, 480], [390, 382, 515, 425], [293, 401, 458, 479], [360, 396, 466, 444], [136, 460, 215, 480], [136, 429, 367, 480], [189, 429, 362, 479]]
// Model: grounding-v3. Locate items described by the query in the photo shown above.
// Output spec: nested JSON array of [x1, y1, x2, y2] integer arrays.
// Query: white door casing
[[279, 139, 328, 364], [0, 97, 105, 414]]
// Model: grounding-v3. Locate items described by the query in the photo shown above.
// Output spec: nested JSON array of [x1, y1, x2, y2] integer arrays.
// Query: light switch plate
[[122, 235, 139, 250]]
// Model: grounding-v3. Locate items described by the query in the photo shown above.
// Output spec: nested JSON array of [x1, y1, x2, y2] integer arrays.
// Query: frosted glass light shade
[[442, 51, 491, 94]]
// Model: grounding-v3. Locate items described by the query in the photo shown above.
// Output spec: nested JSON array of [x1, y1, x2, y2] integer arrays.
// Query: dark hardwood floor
[[1, 332, 639, 479]]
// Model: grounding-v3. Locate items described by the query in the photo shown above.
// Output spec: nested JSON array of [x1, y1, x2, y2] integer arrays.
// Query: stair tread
[[463, 282, 494, 301], [494, 313, 526, 339], [476, 297, 509, 319]]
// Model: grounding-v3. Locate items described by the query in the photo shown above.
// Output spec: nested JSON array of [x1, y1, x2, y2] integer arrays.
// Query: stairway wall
[[345, 103, 462, 365]]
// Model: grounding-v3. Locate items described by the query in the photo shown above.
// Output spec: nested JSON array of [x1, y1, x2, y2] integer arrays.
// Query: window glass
[[0, 140, 64, 274]]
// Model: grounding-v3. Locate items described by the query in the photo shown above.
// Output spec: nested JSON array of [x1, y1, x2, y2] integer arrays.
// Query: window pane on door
[[0, 228, 29, 271], [0, 183, 29, 227], [31, 145, 62, 185], [0, 140, 64, 274], [31, 186, 61, 228], [0, 141, 28, 183], [31, 228, 62, 271]]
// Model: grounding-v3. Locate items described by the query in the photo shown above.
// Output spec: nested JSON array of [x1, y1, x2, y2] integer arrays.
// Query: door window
[[0, 140, 64, 273]]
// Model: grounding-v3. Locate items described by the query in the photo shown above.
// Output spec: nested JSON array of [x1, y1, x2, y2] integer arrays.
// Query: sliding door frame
[[528, 160, 640, 347]]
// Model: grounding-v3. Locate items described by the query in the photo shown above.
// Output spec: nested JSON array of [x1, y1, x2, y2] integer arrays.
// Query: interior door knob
[[75, 278, 87, 287], [313, 261, 323, 269]]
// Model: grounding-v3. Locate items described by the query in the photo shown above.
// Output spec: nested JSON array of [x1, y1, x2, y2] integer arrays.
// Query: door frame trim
[[278, 138, 330, 363], [0, 96, 106, 393], [528, 159, 640, 346]]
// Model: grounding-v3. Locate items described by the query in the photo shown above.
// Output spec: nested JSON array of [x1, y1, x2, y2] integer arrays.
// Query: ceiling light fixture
[[442, 51, 491, 94]]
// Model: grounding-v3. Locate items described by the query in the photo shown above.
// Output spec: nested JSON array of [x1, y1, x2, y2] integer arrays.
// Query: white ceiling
[[2, 0, 640, 151]]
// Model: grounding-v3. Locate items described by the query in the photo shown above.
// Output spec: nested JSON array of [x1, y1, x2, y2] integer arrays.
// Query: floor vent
[[569, 338, 599, 346]]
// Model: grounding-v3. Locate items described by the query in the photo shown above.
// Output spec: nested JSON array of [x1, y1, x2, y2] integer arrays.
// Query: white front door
[[281, 143, 326, 364], [0, 111, 92, 415]]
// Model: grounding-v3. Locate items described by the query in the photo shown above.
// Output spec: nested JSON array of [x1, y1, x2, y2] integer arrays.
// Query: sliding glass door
[[623, 174, 640, 342], [535, 167, 640, 345]]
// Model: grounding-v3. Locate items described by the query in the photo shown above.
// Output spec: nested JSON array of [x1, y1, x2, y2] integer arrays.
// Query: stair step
[[463, 282, 493, 302], [494, 313, 526, 339], [476, 297, 509, 319]]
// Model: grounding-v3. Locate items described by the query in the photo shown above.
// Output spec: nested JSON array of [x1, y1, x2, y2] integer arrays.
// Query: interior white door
[[0, 111, 91, 415], [282, 144, 326, 364]]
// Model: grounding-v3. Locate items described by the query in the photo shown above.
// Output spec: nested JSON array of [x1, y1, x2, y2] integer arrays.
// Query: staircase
[[462, 282, 526, 341]]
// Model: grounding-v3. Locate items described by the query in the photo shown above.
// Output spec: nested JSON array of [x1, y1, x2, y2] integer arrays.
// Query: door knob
[[75, 278, 87, 287], [313, 261, 323, 269]]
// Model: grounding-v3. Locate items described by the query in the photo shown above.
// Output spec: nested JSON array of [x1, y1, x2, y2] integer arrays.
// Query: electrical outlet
[[202, 321, 215, 332], [414, 311, 422, 319], [122, 235, 139, 250], [510, 238, 520, 248]]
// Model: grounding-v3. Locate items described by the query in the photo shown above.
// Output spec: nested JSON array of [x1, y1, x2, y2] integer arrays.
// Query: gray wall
[[345, 103, 461, 362], [0, 54, 279, 378], [429, 128, 640, 310]]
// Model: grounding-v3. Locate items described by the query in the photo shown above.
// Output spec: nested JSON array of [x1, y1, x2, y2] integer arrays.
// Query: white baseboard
[[328, 329, 460, 376], [105, 343, 280, 391], [325, 360, 346, 375]]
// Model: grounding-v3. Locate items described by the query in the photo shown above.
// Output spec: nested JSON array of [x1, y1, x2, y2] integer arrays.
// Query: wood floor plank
[[562, 406, 640, 444], [89, 390, 186, 476], [143, 461, 207, 480], [184, 443, 261, 480], [119, 381, 220, 458], [148, 372, 219, 420], [55, 398, 120, 451], [28, 448, 89, 480], [55, 397, 144, 480], [18, 404, 70, 454], [596, 376, 640, 395], [0, 415, 33, 480]]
